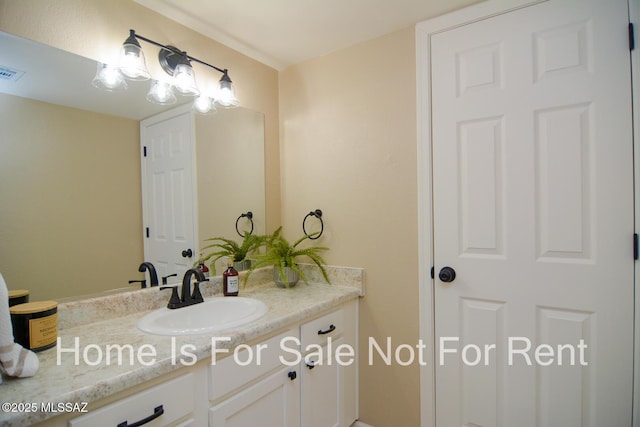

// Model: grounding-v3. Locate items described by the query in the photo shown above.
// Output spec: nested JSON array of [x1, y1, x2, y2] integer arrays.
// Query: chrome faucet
[[161, 268, 207, 309]]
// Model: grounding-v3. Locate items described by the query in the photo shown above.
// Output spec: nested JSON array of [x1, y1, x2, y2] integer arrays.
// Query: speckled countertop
[[0, 265, 364, 427]]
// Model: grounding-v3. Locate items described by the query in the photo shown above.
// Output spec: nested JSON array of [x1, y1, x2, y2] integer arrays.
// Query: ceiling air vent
[[0, 66, 25, 82]]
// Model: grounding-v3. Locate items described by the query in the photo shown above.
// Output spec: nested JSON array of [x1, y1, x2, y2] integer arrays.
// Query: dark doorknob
[[181, 249, 193, 258], [438, 266, 456, 283]]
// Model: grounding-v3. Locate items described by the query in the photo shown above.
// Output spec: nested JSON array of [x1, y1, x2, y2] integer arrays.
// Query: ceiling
[[134, 0, 486, 70]]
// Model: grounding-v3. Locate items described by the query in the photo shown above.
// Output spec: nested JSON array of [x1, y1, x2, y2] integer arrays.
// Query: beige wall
[[0, 0, 281, 232], [0, 93, 142, 300], [279, 27, 419, 426]]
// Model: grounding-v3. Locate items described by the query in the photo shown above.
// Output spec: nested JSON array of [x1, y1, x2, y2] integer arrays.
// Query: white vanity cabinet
[[32, 299, 358, 427], [208, 300, 358, 427]]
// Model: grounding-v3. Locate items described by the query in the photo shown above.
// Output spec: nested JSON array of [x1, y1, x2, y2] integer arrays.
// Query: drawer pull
[[288, 370, 297, 381], [306, 361, 316, 369], [117, 405, 164, 427], [317, 324, 336, 335]]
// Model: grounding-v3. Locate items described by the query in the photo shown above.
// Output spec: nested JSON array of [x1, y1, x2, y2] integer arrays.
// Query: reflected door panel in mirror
[[142, 107, 197, 281]]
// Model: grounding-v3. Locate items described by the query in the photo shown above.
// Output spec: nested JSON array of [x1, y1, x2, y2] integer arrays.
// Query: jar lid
[[8, 290, 29, 298], [10, 301, 57, 314]]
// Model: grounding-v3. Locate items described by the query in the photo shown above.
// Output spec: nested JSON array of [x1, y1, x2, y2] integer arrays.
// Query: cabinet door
[[301, 302, 358, 427], [209, 366, 300, 427], [301, 337, 344, 427]]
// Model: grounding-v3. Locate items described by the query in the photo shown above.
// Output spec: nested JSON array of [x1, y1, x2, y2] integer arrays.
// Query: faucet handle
[[128, 279, 146, 288], [161, 273, 178, 285], [160, 286, 181, 309], [191, 279, 208, 303]]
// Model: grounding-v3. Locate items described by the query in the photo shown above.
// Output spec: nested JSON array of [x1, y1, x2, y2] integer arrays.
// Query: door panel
[[458, 117, 505, 257], [535, 104, 591, 261], [431, 0, 634, 426]]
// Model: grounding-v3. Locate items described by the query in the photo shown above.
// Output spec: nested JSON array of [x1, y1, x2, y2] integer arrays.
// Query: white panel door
[[431, 0, 634, 426], [141, 108, 197, 282]]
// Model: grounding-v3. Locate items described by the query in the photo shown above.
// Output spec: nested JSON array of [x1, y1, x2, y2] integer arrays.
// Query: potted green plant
[[198, 232, 265, 275], [245, 226, 330, 288]]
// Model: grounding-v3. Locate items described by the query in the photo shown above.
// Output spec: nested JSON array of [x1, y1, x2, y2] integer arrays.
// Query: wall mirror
[[0, 31, 266, 302]]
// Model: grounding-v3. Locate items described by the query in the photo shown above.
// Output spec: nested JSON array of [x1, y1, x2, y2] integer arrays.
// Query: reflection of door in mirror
[[141, 106, 197, 283]]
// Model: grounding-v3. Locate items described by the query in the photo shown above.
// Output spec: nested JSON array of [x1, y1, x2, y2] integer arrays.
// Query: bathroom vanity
[[1, 266, 363, 427]]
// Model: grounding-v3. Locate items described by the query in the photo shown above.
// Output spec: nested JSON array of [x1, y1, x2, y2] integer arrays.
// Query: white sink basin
[[137, 297, 268, 336]]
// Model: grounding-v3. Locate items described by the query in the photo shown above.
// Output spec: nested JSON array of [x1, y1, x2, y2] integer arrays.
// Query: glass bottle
[[223, 260, 239, 296], [198, 255, 210, 279]]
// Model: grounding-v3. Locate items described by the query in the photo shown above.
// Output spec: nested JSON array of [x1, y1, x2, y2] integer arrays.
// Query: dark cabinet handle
[[181, 249, 193, 258], [306, 361, 316, 369], [117, 405, 164, 427], [288, 371, 297, 381], [318, 324, 336, 335]]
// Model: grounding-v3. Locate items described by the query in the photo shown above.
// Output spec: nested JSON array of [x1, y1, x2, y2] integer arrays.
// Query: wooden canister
[[10, 301, 58, 352], [8, 290, 29, 307]]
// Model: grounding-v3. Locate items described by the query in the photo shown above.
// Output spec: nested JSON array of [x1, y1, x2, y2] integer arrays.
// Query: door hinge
[[634, 233, 638, 260], [146, 227, 150, 238], [630, 23, 635, 51], [143, 146, 148, 157]]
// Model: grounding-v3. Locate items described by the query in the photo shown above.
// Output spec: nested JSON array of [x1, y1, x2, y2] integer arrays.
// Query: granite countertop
[[0, 265, 364, 427]]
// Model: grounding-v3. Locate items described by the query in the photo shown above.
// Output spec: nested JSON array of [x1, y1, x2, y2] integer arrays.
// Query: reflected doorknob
[[181, 248, 193, 258], [438, 266, 456, 283]]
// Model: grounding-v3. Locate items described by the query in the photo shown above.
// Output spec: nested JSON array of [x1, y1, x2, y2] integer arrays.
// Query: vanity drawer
[[300, 307, 344, 349], [69, 373, 194, 427], [209, 327, 299, 402]]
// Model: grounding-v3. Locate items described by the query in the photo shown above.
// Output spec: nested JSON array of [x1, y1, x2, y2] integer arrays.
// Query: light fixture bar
[[130, 30, 227, 75], [95, 29, 239, 111]]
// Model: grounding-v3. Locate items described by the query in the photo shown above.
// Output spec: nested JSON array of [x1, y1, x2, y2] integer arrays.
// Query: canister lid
[[10, 301, 57, 314], [8, 290, 29, 299]]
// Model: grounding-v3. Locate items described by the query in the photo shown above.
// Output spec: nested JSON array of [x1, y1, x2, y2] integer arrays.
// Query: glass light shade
[[118, 43, 151, 81], [173, 63, 199, 96], [216, 75, 239, 108], [193, 95, 216, 114], [92, 63, 127, 91], [146, 80, 176, 105]]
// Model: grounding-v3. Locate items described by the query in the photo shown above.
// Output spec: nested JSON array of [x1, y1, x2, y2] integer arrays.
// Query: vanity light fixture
[[91, 63, 128, 91], [118, 29, 151, 81], [92, 29, 239, 112], [146, 79, 177, 105]]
